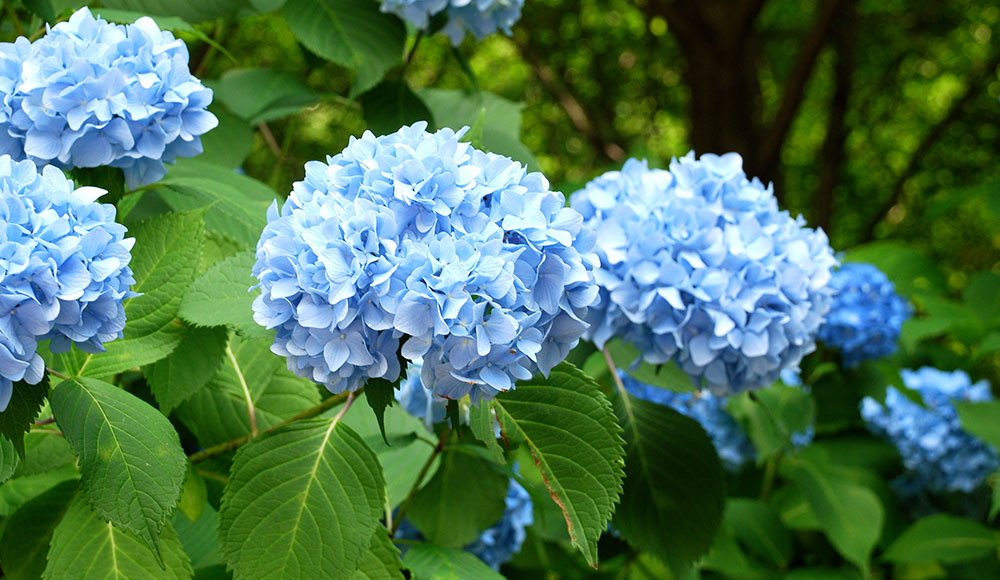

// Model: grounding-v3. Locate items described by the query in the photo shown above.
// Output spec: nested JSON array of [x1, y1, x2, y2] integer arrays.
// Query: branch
[[756, 0, 846, 176], [391, 423, 450, 535], [860, 50, 1000, 242]]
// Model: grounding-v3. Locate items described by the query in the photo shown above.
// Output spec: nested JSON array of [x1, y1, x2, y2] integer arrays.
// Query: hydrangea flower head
[[380, 0, 524, 45], [861, 367, 998, 495], [819, 262, 910, 367], [572, 155, 837, 395], [0, 8, 217, 188], [252, 122, 598, 401], [0, 155, 135, 410]]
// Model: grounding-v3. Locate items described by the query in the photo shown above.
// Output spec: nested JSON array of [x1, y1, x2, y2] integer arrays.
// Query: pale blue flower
[[0, 156, 135, 411], [572, 155, 837, 395], [819, 262, 910, 367], [0, 8, 217, 189], [861, 367, 998, 495], [252, 122, 598, 401], [396, 362, 448, 429], [380, 0, 523, 45]]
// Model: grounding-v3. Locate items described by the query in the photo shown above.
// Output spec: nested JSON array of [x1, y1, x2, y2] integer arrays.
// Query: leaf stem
[[759, 451, 782, 502], [402, 29, 424, 73], [33, 416, 56, 426], [390, 424, 450, 535], [602, 346, 627, 398], [330, 391, 357, 427], [226, 345, 258, 437], [46, 367, 70, 381], [188, 388, 361, 464]]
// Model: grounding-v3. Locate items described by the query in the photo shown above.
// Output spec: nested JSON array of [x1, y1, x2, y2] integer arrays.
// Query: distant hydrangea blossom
[[0, 156, 135, 411], [252, 122, 598, 401], [819, 262, 910, 367], [0, 8, 218, 188], [571, 155, 837, 395], [396, 475, 533, 569], [396, 362, 448, 428], [621, 372, 812, 472], [861, 367, 998, 495], [380, 0, 524, 45]]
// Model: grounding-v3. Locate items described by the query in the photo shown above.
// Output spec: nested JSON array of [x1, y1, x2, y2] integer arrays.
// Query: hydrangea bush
[[572, 155, 837, 395], [381, 0, 524, 44], [0, 8, 217, 188], [819, 262, 911, 366]]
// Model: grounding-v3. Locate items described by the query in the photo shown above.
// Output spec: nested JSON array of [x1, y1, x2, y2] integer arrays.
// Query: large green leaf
[[419, 88, 539, 170], [408, 445, 508, 548], [781, 458, 884, 574], [43, 495, 192, 580], [490, 363, 625, 567], [51, 377, 187, 560], [175, 335, 320, 447], [13, 431, 76, 478], [219, 418, 385, 580], [729, 382, 815, 461], [361, 81, 433, 136], [0, 378, 49, 458], [172, 504, 223, 571], [179, 250, 261, 337], [146, 325, 230, 414], [99, 0, 243, 22], [402, 544, 505, 580], [881, 514, 999, 565], [0, 464, 79, 518], [725, 499, 793, 570], [0, 435, 17, 482], [612, 391, 725, 572], [0, 479, 77, 580], [282, 0, 406, 96], [955, 400, 1000, 450], [198, 107, 254, 169], [63, 211, 204, 378], [351, 530, 405, 580], [210, 68, 321, 124]]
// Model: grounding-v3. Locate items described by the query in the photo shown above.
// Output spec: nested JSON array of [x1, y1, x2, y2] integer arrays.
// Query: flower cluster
[[395, 475, 533, 570], [818, 262, 910, 367], [395, 362, 448, 428], [621, 372, 813, 472], [0, 8, 217, 189], [380, 0, 524, 45], [861, 367, 998, 495], [0, 156, 135, 411], [571, 155, 836, 395], [252, 122, 598, 401]]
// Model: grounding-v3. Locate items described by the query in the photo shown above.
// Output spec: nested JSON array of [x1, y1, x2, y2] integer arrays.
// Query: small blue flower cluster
[[395, 362, 448, 429], [395, 475, 533, 570], [0, 8, 217, 189], [819, 262, 910, 367], [622, 372, 815, 471], [861, 367, 998, 495], [0, 156, 135, 411], [572, 155, 837, 395], [252, 122, 597, 401], [380, 0, 524, 45]]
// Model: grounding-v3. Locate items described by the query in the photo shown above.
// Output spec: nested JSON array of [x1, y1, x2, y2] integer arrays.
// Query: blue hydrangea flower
[[621, 372, 813, 471], [0, 155, 135, 411], [572, 155, 837, 395], [396, 362, 448, 428], [395, 475, 533, 569], [252, 122, 598, 401], [0, 8, 217, 189], [861, 367, 998, 495], [818, 262, 910, 367], [380, 0, 524, 45]]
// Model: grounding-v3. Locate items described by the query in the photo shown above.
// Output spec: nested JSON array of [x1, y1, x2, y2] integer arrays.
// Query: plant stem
[[189, 388, 360, 464], [759, 452, 782, 502], [226, 345, 258, 437], [602, 346, 627, 397], [33, 416, 56, 426], [390, 424, 450, 535], [3, 1, 24, 38], [402, 30, 424, 73], [46, 367, 70, 381]]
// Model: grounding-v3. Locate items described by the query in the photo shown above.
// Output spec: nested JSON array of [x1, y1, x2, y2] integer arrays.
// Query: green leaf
[[146, 325, 229, 414], [725, 499, 793, 569], [783, 568, 863, 580], [179, 250, 261, 336], [612, 391, 725, 572], [219, 418, 386, 580], [43, 494, 193, 580], [0, 464, 79, 518], [605, 339, 695, 394], [174, 335, 320, 447], [177, 460, 207, 523], [491, 363, 625, 567], [198, 107, 254, 169], [463, 108, 486, 150], [408, 445, 508, 548], [363, 379, 396, 446], [845, 241, 946, 297], [992, 469, 1000, 522], [468, 402, 504, 464], [955, 400, 1000, 450], [882, 514, 999, 565], [351, 530, 405, 580], [210, 68, 320, 124], [98, 0, 244, 22], [13, 431, 76, 478], [51, 377, 187, 561], [419, 88, 538, 170], [0, 436, 18, 483], [0, 479, 77, 580], [172, 504, 223, 570], [0, 378, 49, 458], [701, 528, 771, 580], [402, 544, 505, 580], [65, 211, 204, 378], [361, 81, 433, 136], [729, 383, 815, 461], [282, 0, 406, 96], [964, 272, 1000, 322], [781, 458, 884, 573]]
